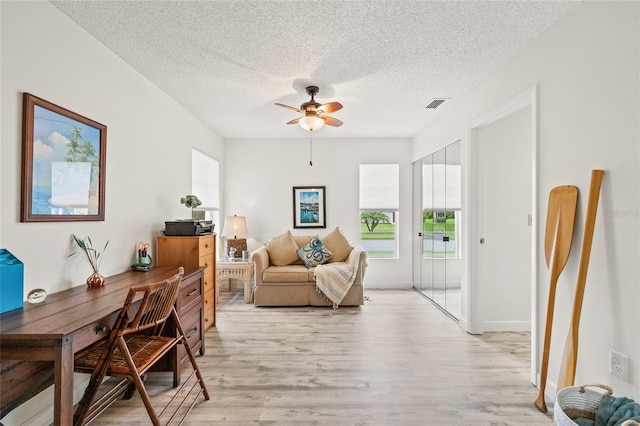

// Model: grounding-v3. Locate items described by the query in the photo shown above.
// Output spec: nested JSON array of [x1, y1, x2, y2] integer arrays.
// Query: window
[[359, 164, 399, 259], [191, 148, 219, 227]]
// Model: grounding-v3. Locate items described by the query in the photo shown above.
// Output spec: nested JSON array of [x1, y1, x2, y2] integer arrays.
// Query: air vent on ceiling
[[425, 98, 448, 109]]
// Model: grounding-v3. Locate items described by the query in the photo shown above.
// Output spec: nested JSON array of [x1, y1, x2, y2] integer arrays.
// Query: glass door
[[420, 155, 433, 300], [414, 140, 462, 320], [431, 148, 447, 309], [445, 141, 461, 319]]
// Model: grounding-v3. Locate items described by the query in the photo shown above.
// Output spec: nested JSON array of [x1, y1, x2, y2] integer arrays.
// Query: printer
[[164, 220, 214, 236]]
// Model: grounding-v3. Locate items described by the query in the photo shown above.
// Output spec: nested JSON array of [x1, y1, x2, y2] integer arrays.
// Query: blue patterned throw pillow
[[297, 236, 332, 268]]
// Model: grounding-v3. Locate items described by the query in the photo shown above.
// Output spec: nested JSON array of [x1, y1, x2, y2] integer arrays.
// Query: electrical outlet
[[610, 349, 629, 381]]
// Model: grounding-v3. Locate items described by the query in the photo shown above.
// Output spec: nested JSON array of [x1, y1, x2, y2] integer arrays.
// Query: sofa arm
[[350, 247, 368, 285], [252, 246, 270, 286]]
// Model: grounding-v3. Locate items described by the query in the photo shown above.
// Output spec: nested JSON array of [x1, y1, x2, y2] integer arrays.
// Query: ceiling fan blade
[[323, 116, 343, 127], [320, 102, 343, 114], [275, 103, 303, 113], [286, 117, 301, 125]]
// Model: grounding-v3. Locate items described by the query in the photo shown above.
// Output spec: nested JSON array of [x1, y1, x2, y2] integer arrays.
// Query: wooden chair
[[73, 267, 210, 425]]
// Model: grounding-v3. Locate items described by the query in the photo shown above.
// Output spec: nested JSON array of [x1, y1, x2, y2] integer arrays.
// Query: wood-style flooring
[[90, 288, 552, 425]]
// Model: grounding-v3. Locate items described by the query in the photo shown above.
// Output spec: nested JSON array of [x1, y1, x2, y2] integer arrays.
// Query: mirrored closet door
[[414, 140, 462, 319]]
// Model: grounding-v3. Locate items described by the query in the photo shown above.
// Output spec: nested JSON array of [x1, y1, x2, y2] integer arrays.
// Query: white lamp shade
[[221, 215, 249, 238], [299, 115, 324, 132]]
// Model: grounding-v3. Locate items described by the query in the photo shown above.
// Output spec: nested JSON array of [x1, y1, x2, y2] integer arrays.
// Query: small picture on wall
[[293, 186, 326, 229], [21, 93, 107, 222]]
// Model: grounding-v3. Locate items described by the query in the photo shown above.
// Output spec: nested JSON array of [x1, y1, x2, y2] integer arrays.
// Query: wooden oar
[[534, 185, 578, 413], [557, 170, 604, 390]]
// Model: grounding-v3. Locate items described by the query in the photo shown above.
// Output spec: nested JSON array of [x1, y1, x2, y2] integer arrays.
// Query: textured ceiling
[[51, 1, 580, 139]]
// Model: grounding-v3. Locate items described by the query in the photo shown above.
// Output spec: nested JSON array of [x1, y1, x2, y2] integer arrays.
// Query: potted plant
[[69, 234, 109, 287], [181, 195, 203, 219]]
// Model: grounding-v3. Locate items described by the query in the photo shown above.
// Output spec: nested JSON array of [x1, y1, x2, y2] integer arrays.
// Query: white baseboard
[[482, 320, 531, 332]]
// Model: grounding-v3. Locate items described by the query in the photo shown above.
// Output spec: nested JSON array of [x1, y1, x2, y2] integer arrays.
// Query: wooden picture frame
[[21, 93, 107, 222], [293, 186, 326, 229]]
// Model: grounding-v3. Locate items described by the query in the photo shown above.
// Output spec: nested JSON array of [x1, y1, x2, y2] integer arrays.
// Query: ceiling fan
[[275, 86, 343, 132]]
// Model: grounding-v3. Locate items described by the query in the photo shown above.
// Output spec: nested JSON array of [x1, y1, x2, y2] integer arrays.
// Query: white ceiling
[[52, 1, 580, 139]]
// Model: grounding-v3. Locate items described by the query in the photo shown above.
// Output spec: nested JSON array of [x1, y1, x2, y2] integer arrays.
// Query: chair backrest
[[112, 267, 184, 337]]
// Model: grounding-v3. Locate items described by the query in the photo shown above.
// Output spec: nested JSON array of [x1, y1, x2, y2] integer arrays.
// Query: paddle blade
[[544, 186, 578, 270]]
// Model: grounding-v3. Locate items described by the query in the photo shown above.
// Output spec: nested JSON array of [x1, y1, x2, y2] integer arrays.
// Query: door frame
[[462, 85, 539, 385]]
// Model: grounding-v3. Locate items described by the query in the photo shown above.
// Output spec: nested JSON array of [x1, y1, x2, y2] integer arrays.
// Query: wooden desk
[[0, 266, 204, 426]]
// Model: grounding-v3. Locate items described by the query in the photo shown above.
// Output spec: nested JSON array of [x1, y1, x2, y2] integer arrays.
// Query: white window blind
[[191, 148, 219, 210], [359, 164, 399, 210]]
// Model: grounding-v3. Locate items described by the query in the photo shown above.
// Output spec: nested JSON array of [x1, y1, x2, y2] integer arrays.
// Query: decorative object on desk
[[131, 241, 152, 272], [20, 93, 107, 222], [293, 186, 326, 228], [221, 215, 249, 258], [180, 194, 202, 219], [27, 288, 47, 304], [69, 234, 109, 287], [0, 249, 24, 313]]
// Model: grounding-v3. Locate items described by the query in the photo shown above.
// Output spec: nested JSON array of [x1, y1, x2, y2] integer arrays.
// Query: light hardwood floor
[[91, 288, 553, 425]]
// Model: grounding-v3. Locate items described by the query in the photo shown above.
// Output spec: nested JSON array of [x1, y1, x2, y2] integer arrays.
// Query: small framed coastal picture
[[293, 186, 326, 229], [21, 93, 107, 222]]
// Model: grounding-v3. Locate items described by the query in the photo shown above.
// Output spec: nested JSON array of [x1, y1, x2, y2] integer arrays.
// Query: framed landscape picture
[[21, 93, 107, 222], [293, 186, 326, 229]]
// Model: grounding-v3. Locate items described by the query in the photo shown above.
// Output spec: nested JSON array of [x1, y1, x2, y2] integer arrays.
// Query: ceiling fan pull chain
[[309, 133, 313, 166]]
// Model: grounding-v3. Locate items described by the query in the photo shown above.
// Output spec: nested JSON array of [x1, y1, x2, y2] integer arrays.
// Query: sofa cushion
[[322, 227, 353, 263], [296, 236, 332, 268], [262, 265, 315, 283], [265, 231, 299, 266], [293, 235, 313, 248], [291, 235, 312, 265]]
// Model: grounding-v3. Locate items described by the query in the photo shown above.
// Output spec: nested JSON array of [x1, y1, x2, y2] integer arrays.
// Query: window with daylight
[[191, 148, 219, 227], [359, 164, 399, 259]]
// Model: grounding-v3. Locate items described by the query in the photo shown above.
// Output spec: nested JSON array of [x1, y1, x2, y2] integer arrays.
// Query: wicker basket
[[554, 384, 640, 426], [554, 384, 612, 426]]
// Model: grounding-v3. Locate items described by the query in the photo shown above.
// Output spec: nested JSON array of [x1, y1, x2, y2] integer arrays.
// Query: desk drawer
[[178, 306, 203, 365], [72, 310, 118, 354], [199, 253, 213, 270], [198, 235, 214, 256], [202, 266, 214, 293], [178, 273, 201, 313], [204, 288, 214, 329]]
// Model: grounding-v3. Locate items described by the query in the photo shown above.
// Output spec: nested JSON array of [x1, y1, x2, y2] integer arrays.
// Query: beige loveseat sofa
[[252, 228, 367, 307]]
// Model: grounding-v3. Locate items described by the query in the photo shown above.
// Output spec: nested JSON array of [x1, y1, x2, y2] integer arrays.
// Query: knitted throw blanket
[[315, 248, 366, 308]]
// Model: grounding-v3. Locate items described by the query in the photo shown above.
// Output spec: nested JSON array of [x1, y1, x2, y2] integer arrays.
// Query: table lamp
[[221, 215, 248, 258]]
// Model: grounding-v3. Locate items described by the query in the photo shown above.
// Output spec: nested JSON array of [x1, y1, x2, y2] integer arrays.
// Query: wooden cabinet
[[150, 268, 205, 386], [157, 234, 217, 330]]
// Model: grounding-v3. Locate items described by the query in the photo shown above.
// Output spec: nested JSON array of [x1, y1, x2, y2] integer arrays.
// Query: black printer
[[164, 220, 214, 236]]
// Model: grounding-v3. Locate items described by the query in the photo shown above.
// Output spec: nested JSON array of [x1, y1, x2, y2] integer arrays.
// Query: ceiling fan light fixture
[[299, 114, 324, 132]]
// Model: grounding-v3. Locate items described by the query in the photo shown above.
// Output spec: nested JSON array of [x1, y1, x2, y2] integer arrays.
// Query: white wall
[[1, 1, 223, 297], [223, 137, 413, 288], [413, 1, 639, 400]]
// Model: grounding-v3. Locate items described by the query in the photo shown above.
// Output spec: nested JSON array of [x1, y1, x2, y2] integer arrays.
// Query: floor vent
[[425, 98, 447, 109]]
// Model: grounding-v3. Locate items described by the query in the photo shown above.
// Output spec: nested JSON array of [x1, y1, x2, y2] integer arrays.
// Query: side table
[[216, 259, 254, 303]]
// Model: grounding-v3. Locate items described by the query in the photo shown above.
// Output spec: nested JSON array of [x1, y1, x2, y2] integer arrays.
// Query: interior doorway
[[465, 86, 539, 384]]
